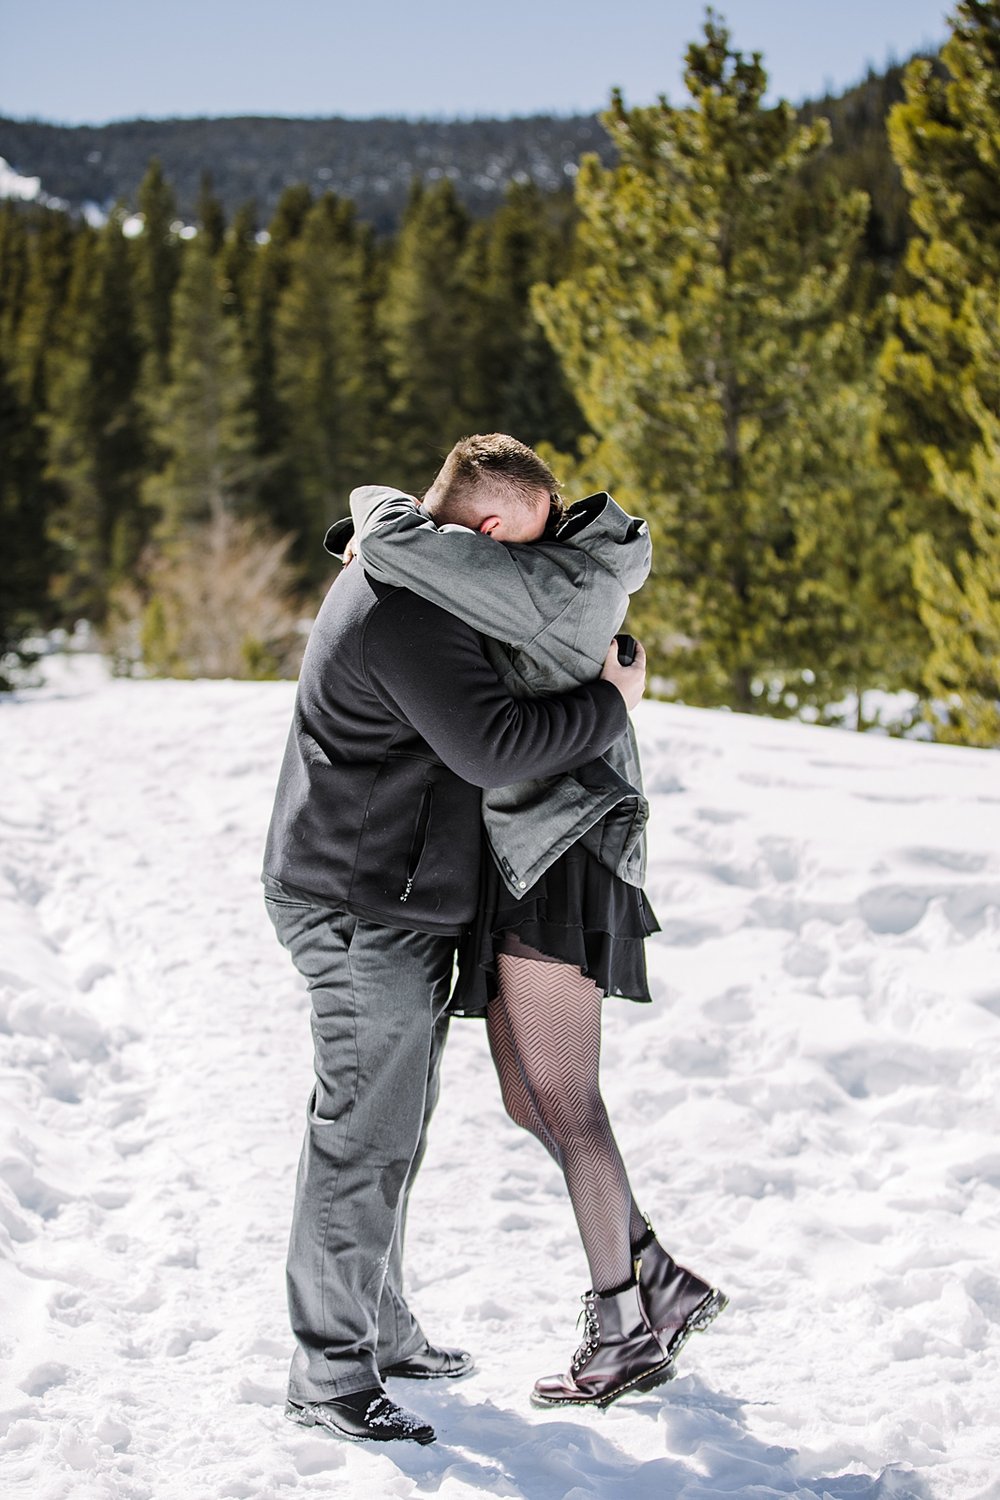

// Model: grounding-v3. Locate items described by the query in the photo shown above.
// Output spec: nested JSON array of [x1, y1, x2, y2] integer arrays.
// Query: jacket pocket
[[400, 784, 433, 903]]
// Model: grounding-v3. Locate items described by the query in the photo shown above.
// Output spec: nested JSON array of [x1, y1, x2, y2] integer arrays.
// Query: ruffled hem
[[449, 841, 659, 1017]]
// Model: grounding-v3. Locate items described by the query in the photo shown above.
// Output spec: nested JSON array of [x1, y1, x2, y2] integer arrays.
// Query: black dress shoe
[[284, 1387, 435, 1444], [381, 1340, 475, 1380]]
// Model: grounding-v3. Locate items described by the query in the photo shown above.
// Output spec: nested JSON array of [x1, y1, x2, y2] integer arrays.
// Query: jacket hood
[[324, 486, 416, 557], [556, 492, 651, 594]]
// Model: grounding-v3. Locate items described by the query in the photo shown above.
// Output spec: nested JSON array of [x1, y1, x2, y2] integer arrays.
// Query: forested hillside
[[2, 6, 998, 745], [0, 113, 611, 233]]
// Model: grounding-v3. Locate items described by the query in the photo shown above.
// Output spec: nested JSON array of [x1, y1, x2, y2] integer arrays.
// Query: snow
[[0, 157, 115, 226], [1, 653, 998, 1500], [0, 157, 73, 217], [0, 157, 41, 203]]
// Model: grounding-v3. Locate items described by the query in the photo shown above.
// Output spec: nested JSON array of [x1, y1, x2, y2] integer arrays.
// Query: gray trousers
[[265, 884, 455, 1401]]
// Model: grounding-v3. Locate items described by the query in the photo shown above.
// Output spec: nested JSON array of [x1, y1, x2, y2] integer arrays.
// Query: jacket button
[[518, 880, 527, 889]]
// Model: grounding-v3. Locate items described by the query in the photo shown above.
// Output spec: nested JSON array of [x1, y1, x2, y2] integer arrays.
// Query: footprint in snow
[[903, 846, 991, 874], [235, 1376, 286, 1407], [656, 918, 725, 946], [942, 883, 1000, 937], [0, 1157, 70, 1220], [0, 1187, 36, 1244], [964, 1270, 1000, 1325], [290, 1436, 348, 1476], [949, 1154, 1000, 1191], [782, 940, 829, 979], [760, 837, 800, 883], [695, 805, 743, 825], [74, 960, 115, 993], [47, 1289, 93, 1327], [163, 1325, 220, 1357], [703, 987, 754, 1023], [497, 1212, 538, 1232], [973, 990, 1000, 1019], [709, 861, 762, 890], [857, 883, 1000, 937], [825, 1042, 962, 1099], [20, 1362, 71, 1397]]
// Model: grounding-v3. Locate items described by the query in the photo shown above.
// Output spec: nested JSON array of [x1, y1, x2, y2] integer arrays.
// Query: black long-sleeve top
[[262, 567, 626, 933]]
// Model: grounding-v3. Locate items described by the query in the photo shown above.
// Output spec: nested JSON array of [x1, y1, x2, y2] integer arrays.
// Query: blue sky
[[2, 0, 952, 124]]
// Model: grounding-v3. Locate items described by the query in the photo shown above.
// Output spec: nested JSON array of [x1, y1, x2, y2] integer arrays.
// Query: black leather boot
[[530, 1278, 675, 1409], [381, 1340, 475, 1380], [634, 1218, 728, 1362], [285, 1386, 435, 1444]]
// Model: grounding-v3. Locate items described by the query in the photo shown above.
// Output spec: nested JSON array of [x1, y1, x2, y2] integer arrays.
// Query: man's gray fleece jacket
[[326, 486, 652, 898]]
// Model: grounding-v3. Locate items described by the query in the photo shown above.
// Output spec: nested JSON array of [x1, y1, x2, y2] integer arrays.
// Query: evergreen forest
[[2, 4, 998, 746]]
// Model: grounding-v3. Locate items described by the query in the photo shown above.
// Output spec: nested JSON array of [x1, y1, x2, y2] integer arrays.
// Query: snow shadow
[[374, 1378, 933, 1499]]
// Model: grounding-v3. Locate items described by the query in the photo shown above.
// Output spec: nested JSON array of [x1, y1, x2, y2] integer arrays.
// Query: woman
[[341, 446, 727, 1409]]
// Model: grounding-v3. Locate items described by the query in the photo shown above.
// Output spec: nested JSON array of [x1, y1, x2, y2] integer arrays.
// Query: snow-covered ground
[[1, 655, 998, 1500]]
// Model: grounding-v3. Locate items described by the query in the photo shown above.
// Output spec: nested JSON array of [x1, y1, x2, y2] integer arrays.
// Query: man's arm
[[353, 490, 548, 649], [363, 591, 629, 789]]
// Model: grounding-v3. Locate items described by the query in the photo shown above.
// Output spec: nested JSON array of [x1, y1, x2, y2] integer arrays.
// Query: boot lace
[[571, 1290, 600, 1372]]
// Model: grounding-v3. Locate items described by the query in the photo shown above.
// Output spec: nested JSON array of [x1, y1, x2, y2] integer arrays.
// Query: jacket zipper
[[400, 786, 433, 902]]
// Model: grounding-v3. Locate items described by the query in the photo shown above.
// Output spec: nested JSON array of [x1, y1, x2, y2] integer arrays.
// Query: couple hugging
[[262, 432, 727, 1446]]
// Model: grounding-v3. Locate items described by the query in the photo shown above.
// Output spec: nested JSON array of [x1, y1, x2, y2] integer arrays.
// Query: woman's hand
[[342, 535, 358, 566], [600, 638, 646, 711]]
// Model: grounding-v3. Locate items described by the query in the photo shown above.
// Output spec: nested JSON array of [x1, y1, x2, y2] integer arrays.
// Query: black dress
[[449, 839, 660, 1017]]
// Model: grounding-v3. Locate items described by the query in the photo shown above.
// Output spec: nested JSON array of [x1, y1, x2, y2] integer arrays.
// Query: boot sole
[[284, 1400, 436, 1445], [662, 1287, 729, 1362], [529, 1354, 677, 1412], [381, 1358, 476, 1381]]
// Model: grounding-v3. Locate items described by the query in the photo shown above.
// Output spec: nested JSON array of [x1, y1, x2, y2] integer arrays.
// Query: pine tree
[[44, 210, 147, 620], [377, 178, 475, 485], [142, 229, 261, 540], [533, 14, 890, 713], [788, 359, 916, 726], [0, 348, 49, 683], [880, 3, 1000, 545], [462, 181, 585, 452], [0, 206, 78, 661], [196, 170, 227, 257], [880, 0, 1000, 741], [220, 200, 259, 321], [0, 203, 30, 361], [131, 159, 181, 389], [264, 183, 314, 250], [913, 293, 1000, 746], [244, 184, 313, 539], [11, 207, 78, 412], [272, 193, 382, 572]]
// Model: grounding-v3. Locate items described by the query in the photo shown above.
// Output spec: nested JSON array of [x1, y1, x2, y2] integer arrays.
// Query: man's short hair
[[426, 434, 559, 519]]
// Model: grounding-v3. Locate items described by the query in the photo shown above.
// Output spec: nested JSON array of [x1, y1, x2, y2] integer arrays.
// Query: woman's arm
[[351, 488, 558, 650]]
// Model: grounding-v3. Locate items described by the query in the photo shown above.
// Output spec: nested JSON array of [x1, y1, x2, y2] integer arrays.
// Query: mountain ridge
[[0, 112, 611, 233], [0, 59, 919, 237]]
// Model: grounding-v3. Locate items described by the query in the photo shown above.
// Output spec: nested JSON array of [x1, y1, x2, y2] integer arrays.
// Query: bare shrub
[[106, 514, 306, 679]]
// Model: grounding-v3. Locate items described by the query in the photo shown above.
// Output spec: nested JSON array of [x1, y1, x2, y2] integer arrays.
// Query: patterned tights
[[486, 949, 649, 1293]]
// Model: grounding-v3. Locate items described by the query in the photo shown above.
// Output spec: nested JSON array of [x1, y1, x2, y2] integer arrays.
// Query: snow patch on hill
[[0, 156, 41, 201]]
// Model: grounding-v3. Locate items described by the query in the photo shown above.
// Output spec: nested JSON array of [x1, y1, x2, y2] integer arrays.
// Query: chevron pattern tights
[[487, 951, 649, 1293]]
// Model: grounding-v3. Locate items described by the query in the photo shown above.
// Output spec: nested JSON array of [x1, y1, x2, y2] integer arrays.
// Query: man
[[262, 434, 647, 1445]]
